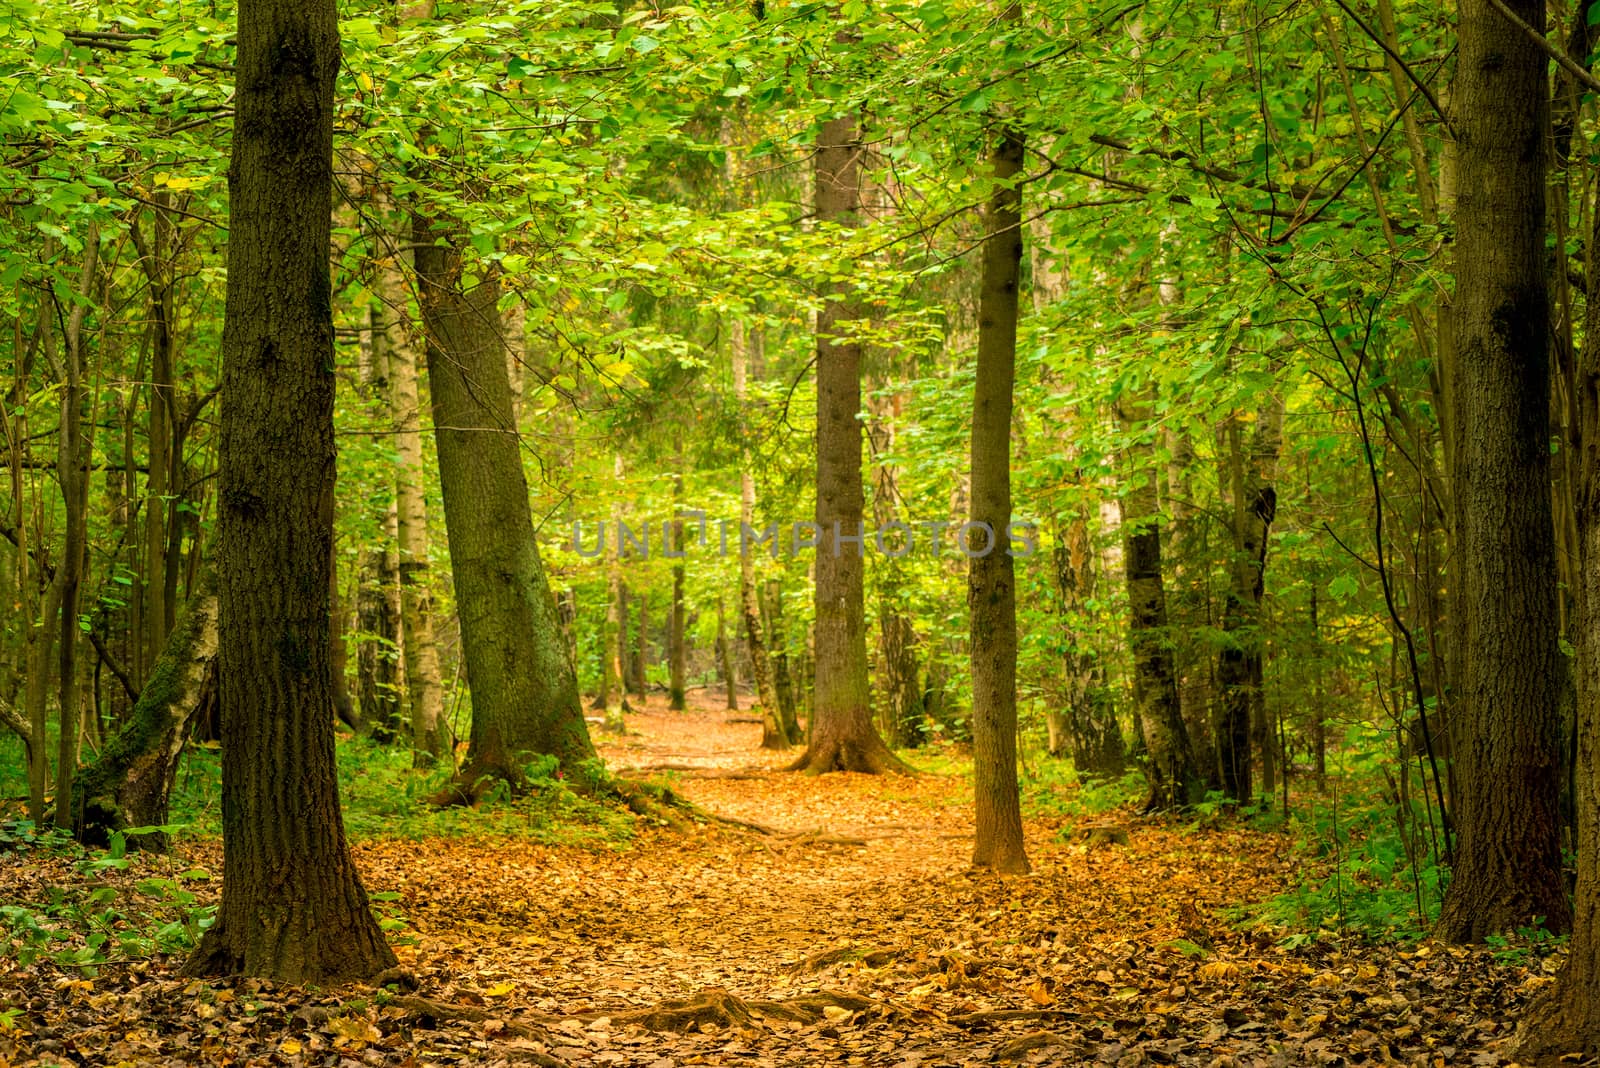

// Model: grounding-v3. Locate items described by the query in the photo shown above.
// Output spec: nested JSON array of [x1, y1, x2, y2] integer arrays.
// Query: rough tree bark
[[183, 0, 396, 980], [1051, 512, 1124, 775], [1118, 396, 1202, 811], [53, 228, 100, 831], [74, 573, 216, 851], [788, 112, 906, 775], [968, 114, 1029, 874], [1436, 0, 1571, 943], [1518, 169, 1600, 1063], [413, 216, 597, 797], [377, 245, 450, 765], [1216, 394, 1285, 806]]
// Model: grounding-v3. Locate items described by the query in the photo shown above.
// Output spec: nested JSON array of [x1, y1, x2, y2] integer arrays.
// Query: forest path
[[354, 695, 1537, 1067]]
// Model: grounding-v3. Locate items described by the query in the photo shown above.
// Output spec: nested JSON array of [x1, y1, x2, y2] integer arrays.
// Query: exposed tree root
[[609, 987, 877, 1032], [948, 1008, 1084, 1027], [995, 1030, 1071, 1059], [792, 946, 899, 972], [389, 996, 569, 1066], [785, 733, 916, 776]]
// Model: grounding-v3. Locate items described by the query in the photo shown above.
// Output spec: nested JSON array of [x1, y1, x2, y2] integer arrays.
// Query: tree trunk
[[731, 318, 785, 747], [53, 229, 100, 831], [668, 453, 688, 712], [183, 0, 395, 981], [355, 504, 403, 743], [968, 116, 1029, 875], [788, 112, 905, 775], [603, 477, 626, 731], [1217, 396, 1285, 806], [868, 374, 924, 751], [716, 596, 738, 711], [377, 245, 450, 765], [329, 553, 359, 733], [1118, 397, 1201, 810], [1518, 216, 1600, 1062], [631, 589, 648, 701], [764, 578, 802, 742], [413, 214, 597, 796], [75, 573, 217, 851], [1436, 0, 1571, 942], [1052, 513, 1124, 776]]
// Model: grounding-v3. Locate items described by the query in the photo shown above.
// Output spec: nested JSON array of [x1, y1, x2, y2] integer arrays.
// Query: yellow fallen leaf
[[821, 1005, 852, 1022], [485, 981, 516, 997], [1310, 971, 1342, 989], [280, 1039, 302, 1055], [1025, 980, 1055, 1006]]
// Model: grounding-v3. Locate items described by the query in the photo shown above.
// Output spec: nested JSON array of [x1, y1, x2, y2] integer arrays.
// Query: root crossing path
[[4, 696, 1547, 1066]]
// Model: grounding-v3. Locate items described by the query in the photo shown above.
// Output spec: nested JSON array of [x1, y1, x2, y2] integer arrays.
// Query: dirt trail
[[362, 697, 1536, 1067]]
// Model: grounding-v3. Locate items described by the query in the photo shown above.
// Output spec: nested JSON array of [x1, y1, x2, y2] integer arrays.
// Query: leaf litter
[[0, 696, 1557, 1066]]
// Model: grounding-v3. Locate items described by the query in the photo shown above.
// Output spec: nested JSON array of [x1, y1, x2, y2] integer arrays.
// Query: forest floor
[[0, 694, 1557, 1067]]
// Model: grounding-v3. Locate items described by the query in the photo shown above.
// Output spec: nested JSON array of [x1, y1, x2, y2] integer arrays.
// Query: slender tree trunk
[[603, 472, 626, 730], [764, 578, 801, 742], [1166, 426, 1218, 791], [53, 229, 100, 831], [730, 319, 785, 746], [716, 596, 738, 711], [328, 550, 358, 733], [631, 589, 649, 700], [1118, 397, 1201, 810], [789, 112, 905, 775], [1053, 513, 1124, 775], [356, 502, 403, 743], [378, 245, 450, 765], [868, 380, 924, 750], [668, 450, 688, 711], [412, 214, 597, 796], [1436, 0, 1571, 942], [184, 0, 395, 980], [1217, 396, 1285, 805], [138, 207, 175, 682], [969, 115, 1028, 874]]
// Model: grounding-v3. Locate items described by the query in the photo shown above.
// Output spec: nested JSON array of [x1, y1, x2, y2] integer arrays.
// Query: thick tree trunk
[[377, 247, 450, 765], [184, 0, 395, 981], [1436, 0, 1570, 942], [1119, 398, 1201, 811], [1518, 263, 1600, 1059], [789, 112, 905, 775], [75, 574, 217, 851], [413, 215, 597, 795], [969, 119, 1028, 875]]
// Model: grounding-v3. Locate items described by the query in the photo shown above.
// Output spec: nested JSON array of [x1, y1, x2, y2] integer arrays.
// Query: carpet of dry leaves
[[0, 695, 1557, 1067]]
